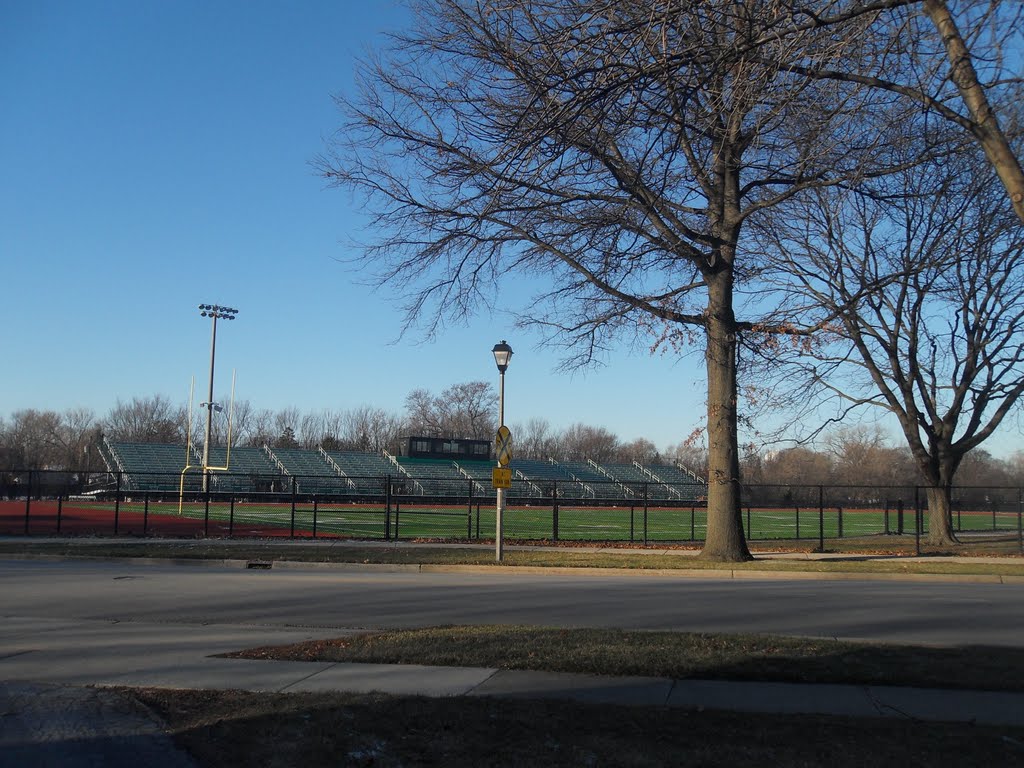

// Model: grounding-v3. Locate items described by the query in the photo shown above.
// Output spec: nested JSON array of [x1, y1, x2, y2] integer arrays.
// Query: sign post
[[494, 424, 512, 561], [491, 341, 513, 562]]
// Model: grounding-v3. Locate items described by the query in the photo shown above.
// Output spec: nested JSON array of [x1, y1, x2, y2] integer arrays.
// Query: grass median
[[2, 536, 1024, 577], [135, 623, 1024, 768]]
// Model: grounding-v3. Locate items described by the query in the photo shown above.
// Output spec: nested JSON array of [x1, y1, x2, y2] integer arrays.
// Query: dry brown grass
[[223, 625, 1024, 691]]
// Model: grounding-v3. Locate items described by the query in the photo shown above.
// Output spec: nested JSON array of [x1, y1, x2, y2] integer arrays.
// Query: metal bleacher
[[641, 462, 707, 501], [104, 441, 197, 492], [324, 450, 394, 495], [269, 447, 350, 494], [197, 446, 283, 492], [99, 441, 705, 502], [396, 457, 474, 496], [513, 459, 591, 498]]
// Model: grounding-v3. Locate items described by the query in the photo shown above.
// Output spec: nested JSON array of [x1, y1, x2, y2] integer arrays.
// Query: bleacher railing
[[1, 469, 1022, 548]]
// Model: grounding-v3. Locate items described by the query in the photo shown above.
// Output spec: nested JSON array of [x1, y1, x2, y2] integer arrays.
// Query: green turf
[[52, 498, 1024, 542]]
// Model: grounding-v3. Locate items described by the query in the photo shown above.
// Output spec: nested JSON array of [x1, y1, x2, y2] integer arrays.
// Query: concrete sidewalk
[[2, 616, 1023, 727]]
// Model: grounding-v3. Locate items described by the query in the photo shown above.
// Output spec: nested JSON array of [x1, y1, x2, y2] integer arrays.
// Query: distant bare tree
[[2, 409, 61, 469], [403, 382, 496, 440], [246, 408, 276, 447], [826, 426, 916, 488], [616, 438, 660, 466], [762, 447, 834, 487], [272, 407, 302, 447], [560, 424, 619, 463], [513, 418, 558, 461], [103, 396, 186, 444], [341, 406, 405, 453]]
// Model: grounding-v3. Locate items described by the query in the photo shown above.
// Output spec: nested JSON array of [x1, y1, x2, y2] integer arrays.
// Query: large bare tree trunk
[[924, 485, 957, 547], [700, 268, 752, 562], [922, 0, 1024, 226]]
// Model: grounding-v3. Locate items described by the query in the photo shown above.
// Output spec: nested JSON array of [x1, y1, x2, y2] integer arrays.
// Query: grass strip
[[223, 625, 1024, 692], [3, 539, 1024, 576]]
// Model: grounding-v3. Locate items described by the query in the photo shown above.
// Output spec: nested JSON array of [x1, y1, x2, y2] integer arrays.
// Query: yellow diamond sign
[[495, 425, 513, 466]]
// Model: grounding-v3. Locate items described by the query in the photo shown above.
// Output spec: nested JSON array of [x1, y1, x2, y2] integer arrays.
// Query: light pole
[[492, 340, 513, 562], [198, 304, 237, 491]]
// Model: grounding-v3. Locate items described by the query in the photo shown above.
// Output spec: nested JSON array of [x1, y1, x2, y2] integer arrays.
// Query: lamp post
[[198, 304, 237, 491], [492, 340, 513, 562]]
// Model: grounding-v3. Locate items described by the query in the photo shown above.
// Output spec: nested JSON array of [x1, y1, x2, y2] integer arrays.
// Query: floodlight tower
[[198, 304, 238, 491]]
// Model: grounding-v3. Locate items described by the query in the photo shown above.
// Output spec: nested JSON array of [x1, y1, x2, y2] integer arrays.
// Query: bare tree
[[826, 426, 916, 488], [2, 410, 61, 469], [319, 0, 904, 560], [103, 396, 186, 444], [341, 405, 405, 453], [616, 437, 660, 465], [764, 147, 1024, 544], [761, 447, 834, 487], [404, 388, 442, 437], [782, 2, 1024, 223], [513, 417, 559, 460], [560, 423, 619, 462], [403, 382, 496, 440], [272, 407, 302, 447]]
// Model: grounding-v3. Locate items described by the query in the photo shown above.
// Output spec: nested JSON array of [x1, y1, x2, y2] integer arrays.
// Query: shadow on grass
[[132, 687, 1024, 768]]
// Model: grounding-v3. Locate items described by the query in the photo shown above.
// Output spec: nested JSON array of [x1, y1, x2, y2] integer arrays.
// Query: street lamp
[[492, 340, 513, 562], [198, 304, 238, 491]]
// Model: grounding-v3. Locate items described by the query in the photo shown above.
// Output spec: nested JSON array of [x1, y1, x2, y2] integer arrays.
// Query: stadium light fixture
[[198, 304, 238, 492], [491, 340, 513, 562]]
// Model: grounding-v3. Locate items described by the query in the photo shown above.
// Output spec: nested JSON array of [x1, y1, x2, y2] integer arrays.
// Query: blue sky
[[2, 1, 1019, 459], [0, 0, 709, 451]]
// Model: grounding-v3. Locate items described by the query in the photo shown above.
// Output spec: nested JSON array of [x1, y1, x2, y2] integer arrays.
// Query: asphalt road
[[1, 559, 1022, 646]]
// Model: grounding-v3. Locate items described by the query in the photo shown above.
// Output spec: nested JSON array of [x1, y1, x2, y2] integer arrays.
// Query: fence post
[[897, 499, 904, 535], [114, 472, 122, 535], [466, 481, 473, 539], [1018, 487, 1022, 555], [203, 483, 210, 537], [884, 500, 890, 535], [143, 492, 149, 536], [837, 506, 843, 539], [817, 485, 824, 552], [385, 476, 391, 540], [312, 495, 319, 539], [795, 506, 800, 540], [22, 468, 33, 536], [229, 495, 235, 537], [914, 486, 921, 555], [746, 507, 751, 540], [691, 505, 695, 541], [290, 476, 297, 539], [56, 494, 63, 534], [552, 480, 559, 541], [643, 483, 649, 545]]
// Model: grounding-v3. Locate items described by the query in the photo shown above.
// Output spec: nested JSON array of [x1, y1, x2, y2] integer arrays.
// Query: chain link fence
[[1, 469, 1021, 546]]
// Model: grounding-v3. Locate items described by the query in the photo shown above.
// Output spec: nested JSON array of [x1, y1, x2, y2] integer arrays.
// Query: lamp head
[[492, 340, 513, 373]]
